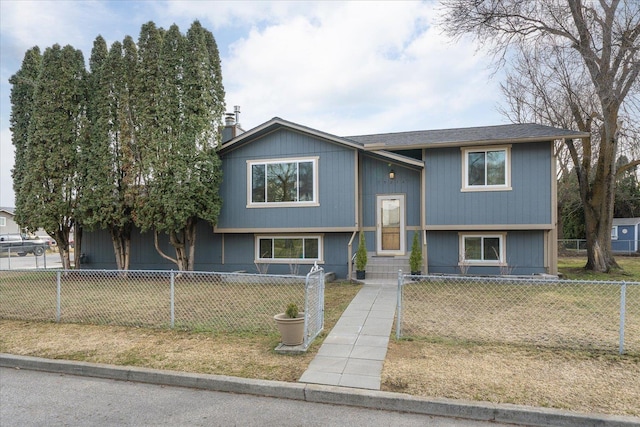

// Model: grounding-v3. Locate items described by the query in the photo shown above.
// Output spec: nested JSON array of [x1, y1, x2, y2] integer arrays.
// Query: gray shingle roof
[[345, 123, 589, 149]]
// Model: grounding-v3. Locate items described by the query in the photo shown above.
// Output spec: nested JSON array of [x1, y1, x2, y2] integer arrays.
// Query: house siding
[[217, 129, 357, 230], [425, 142, 552, 226], [360, 155, 422, 231], [221, 232, 351, 277], [426, 230, 546, 275], [81, 221, 223, 271], [82, 227, 352, 277]]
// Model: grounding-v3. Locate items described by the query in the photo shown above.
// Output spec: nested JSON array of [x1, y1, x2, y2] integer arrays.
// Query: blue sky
[[0, 0, 505, 207]]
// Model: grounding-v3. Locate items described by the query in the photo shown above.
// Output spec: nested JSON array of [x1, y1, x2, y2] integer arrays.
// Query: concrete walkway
[[299, 279, 397, 390]]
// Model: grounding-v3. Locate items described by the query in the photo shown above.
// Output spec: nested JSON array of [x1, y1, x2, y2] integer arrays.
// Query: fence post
[[619, 282, 627, 355], [396, 269, 403, 340], [303, 271, 310, 348], [56, 271, 61, 322], [170, 270, 175, 329]]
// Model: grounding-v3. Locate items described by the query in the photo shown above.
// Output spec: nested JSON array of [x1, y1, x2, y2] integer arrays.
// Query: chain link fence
[[396, 274, 640, 355], [0, 268, 325, 345], [0, 251, 61, 270], [559, 239, 640, 255]]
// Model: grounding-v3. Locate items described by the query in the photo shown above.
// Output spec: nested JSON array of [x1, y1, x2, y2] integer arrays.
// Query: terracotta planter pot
[[274, 313, 305, 346]]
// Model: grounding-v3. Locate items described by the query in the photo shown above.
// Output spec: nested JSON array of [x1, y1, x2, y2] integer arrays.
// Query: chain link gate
[[303, 264, 325, 349]]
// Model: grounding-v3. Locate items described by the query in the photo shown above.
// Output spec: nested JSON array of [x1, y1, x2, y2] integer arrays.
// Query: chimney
[[221, 106, 244, 144]]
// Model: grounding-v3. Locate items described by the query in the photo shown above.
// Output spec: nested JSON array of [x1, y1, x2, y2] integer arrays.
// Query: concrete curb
[[1, 354, 638, 427]]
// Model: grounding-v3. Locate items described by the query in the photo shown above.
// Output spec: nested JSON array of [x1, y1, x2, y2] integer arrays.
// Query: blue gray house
[[82, 116, 588, 278], [612, 218, 640, 254]]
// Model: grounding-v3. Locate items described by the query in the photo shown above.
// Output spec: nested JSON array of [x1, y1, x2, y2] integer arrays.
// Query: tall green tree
[[134, 21, 224, 271], [13, 44, 87, 269], [82, 36, 138, 270], [9, 47, 42, 225], [441, 0, 640, 272]]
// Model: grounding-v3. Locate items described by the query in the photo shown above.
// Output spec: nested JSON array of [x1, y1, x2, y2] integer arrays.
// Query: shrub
[[356, 233, 368, 271], [409, 232, 422, 272]]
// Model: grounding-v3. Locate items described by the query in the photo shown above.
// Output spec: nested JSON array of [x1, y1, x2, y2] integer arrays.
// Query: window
[[611, 226, 618, 240], [248, 157, 318, 206], [462, 146, 511, 191], [0, 217, 5, 227], [256, 235, 322, 263], [460, 233, 506, 264]]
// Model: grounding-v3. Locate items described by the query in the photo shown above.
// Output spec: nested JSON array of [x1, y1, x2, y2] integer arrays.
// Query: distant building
[[0, 207, 20, 234], [612, 218, 640, 254]]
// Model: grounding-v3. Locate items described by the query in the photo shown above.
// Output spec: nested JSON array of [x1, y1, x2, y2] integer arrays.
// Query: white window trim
[[461, 145, 512, 192], [459, 232, 507, 266], [611, 226, 618, 240], [255, 234, 324, 264], [0, 217, 5, 227], [247, 156, 319, 208]]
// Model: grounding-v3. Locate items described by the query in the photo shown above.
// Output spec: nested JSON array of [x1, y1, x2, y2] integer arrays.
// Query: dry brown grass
[[2, 264, 640, 417], [382, 339, 640, 417], [0, 320, 314, 381], [0, 281, 361, 382]]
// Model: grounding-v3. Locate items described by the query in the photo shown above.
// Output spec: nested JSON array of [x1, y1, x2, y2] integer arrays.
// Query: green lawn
[[558, 255, 640, 281]]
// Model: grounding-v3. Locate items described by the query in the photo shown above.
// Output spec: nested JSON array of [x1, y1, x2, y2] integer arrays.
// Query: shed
[[612, 218, 640, 254]]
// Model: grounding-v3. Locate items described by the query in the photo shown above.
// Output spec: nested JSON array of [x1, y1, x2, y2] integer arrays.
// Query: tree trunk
[[578, 117, 620, 272], [169, 230, 188, 271], [73, 226, 82, 269], [52, 227, 72, 270], [110, 226, 131, 270], [186, 217, 197, 271]]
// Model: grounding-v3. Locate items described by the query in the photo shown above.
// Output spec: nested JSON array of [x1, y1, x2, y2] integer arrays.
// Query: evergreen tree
[[9, 47, 42, 226], [15, 44, 87, 269], [82, 36, 137, 270], [135, 22, 224, 270]]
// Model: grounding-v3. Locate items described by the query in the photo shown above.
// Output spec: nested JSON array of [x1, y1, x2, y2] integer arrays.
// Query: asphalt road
[[0, 367, 506, 427]]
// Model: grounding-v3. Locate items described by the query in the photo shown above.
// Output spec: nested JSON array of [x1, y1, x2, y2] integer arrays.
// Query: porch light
[[389, 169, 395, 180]]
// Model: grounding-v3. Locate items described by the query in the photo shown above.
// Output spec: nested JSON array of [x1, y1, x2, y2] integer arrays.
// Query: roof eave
[[368, 150, 424, 168], [363, 133, 591, 151], [219, 117, 363, 153]]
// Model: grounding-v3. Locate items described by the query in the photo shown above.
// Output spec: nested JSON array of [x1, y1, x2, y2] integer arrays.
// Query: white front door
[[376, 194, 405, 255]]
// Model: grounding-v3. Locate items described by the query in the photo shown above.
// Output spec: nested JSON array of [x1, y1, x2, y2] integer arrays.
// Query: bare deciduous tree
[[441, 0, 640, 272]]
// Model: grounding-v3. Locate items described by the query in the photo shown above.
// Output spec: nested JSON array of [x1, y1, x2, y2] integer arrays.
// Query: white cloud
[[0, 0, 507, 206], [222, 1, 503, 135]]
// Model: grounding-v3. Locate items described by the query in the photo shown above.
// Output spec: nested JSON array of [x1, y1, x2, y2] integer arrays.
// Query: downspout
[[348, 231, 357, 280], [549, 140, 559, 274], [349, 148, 362, 280], [421, 148, 428, 274]]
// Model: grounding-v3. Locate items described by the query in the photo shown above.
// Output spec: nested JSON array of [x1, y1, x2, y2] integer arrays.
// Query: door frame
[[376, 194, 406, 255]]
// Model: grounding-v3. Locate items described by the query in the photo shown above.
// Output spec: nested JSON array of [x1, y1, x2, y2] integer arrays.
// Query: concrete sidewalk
[[299, 279, 397, 390]]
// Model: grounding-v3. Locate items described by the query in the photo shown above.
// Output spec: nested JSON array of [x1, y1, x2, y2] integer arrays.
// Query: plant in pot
[[409, 232, 422, 277], [273, 303, 305, 346], [355, 233, 367, 280]]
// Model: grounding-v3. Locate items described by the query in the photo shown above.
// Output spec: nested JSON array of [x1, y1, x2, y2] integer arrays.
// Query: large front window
[[249, 157, 318, 206], [462, 146, 511, 191], [460, 233, 505, 264], [256, 235, 322, 262]]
